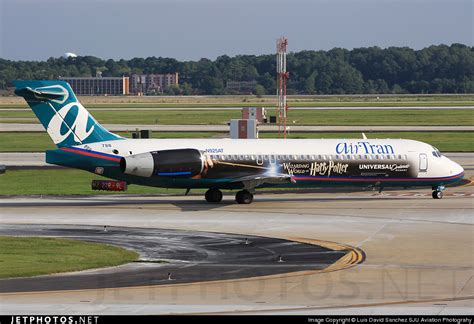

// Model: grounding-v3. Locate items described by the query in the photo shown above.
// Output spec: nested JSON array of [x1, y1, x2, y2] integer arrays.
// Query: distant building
[[226, 81, 257, 94], [130, 73, 179, 95], [59, 75, 129, 96], [62, 52, 77, 59]]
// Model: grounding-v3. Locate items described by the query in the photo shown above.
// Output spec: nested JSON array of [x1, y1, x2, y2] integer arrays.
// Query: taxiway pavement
[[0, 183, 472, 315], [0, 225, 350, 293], [2, 123, 473, 132]]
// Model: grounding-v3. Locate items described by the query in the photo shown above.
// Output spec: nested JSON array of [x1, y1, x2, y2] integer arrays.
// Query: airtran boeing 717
[[14, 80, 464, 204]]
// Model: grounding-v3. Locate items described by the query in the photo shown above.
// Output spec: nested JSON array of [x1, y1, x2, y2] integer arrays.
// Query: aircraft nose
[[449, 160, 464, 177]]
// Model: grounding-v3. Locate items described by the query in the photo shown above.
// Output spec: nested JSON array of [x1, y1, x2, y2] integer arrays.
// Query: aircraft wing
[[230, 174, 295, 189]]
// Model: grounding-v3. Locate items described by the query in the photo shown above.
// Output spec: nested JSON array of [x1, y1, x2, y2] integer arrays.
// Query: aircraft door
[[419, 153, 428, 172]]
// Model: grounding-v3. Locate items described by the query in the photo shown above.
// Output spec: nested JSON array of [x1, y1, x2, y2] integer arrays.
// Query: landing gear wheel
[[432, 190, 443, 199], [205, 188, 223, 203], [235, 190, 254, 204]]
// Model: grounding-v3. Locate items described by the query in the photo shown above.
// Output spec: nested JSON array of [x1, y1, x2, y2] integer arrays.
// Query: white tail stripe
[[47, 102, 94, 144]]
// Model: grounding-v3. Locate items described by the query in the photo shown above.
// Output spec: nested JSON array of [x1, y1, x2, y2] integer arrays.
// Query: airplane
[[14, 80, 464, 204]]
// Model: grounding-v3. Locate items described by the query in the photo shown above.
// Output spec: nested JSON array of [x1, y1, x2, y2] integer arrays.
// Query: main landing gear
[[205, 188, 223, 203], [204, 189, 254, 204], [235, 190, 254, 204], [432, 186, 445, 199]]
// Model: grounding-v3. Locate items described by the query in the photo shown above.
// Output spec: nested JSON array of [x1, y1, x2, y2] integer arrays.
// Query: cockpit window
[[432, 146, 442, 158]]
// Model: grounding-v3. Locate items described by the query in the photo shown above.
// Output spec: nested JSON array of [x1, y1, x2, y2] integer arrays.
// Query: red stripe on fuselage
[[60, 147, 121, 162], [293, 172, 464, 182]]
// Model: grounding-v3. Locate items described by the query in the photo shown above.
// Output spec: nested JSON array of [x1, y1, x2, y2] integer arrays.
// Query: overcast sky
[[0, 0, 472, 61]]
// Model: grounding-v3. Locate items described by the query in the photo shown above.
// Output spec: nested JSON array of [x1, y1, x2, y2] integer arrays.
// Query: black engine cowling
[[120, 148, 204, 178]]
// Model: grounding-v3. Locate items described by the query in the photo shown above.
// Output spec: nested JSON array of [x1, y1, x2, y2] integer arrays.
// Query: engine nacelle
[[120, 149, 204, 178]]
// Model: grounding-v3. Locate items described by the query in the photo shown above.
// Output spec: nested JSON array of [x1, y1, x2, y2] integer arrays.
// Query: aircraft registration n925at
[[14, 80, 464, 204]]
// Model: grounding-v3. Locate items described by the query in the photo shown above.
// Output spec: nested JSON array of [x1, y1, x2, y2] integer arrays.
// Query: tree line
[[0, 44, 472, 95]]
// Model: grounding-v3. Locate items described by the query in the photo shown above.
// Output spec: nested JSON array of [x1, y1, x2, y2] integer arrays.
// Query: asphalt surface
[[0, 187, 472, 314], [0, 224, 348, 293], [1, 123, 473, 132], [1, 106, 473, 112]]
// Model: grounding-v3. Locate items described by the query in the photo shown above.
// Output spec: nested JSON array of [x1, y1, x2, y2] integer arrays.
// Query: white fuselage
[[81, 138, 463, 181]]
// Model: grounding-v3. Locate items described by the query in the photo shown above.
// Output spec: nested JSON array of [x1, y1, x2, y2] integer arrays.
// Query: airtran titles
[[336, 141, 394, 155]]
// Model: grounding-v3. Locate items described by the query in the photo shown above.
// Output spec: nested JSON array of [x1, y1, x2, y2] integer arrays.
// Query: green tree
[[254, 84, 265, 97]]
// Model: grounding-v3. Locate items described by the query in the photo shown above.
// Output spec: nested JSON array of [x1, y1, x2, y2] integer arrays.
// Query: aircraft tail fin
[[14, 80, 122, 147]]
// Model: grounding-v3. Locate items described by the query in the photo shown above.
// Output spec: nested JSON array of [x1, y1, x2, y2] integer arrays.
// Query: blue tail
[[14, 80, 122, 147]]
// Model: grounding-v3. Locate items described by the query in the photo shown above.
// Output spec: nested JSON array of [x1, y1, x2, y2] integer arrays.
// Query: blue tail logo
[[14, 80, 122, 147]]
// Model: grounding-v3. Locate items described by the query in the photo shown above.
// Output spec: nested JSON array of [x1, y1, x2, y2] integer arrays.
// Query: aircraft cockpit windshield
[[432, 147, 442, 158]]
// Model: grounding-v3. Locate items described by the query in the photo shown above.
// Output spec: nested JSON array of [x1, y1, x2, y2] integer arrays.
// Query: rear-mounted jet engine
[[120, 148, 204, 178]]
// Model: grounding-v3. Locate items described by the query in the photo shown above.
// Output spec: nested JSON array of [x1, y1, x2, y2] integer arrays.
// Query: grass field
[[1, 109, 473, 125], [1, 94, 473, 107], [0, 131, 472, 152], [0, 236, 138, 279], [0, 132, 224, 152], [0, 169, 191, 195]]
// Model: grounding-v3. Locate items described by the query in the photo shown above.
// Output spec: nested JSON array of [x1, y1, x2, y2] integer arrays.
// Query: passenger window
[[270, 155, 276, 164]]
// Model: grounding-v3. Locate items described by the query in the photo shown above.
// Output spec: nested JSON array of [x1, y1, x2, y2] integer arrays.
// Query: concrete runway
[[2, 123, 473, 132], [0, 182, 473, 315], [2, 106, 473, 112]]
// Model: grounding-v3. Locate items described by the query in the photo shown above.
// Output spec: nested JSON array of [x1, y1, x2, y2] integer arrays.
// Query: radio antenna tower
[[276, 37, 289, 138]]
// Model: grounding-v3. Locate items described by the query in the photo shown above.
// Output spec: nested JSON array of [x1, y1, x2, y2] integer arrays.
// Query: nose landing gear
[[432, 186, 445, 199]]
